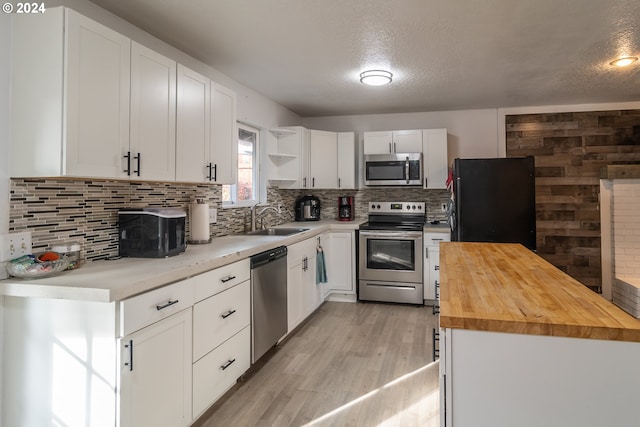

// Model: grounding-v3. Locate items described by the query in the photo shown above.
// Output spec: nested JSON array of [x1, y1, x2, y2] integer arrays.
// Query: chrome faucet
[[256, 205, 281, 230], [250, 204, 282, 231]]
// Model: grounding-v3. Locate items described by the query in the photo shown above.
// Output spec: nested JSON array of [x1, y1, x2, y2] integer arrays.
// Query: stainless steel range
[[358, 202, 425, 305]]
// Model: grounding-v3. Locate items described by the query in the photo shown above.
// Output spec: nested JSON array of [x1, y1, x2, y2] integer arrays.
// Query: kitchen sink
[[244, 227, 309, 236]]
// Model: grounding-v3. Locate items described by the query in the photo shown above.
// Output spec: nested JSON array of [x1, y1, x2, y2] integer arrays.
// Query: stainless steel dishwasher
[[250, 245, 288, 363]]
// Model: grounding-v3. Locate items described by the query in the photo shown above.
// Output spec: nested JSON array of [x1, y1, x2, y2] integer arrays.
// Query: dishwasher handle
[[250, 245, 288, 269]]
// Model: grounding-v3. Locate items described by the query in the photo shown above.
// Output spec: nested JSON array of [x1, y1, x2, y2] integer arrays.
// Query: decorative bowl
[[6, 254, 69, 279]]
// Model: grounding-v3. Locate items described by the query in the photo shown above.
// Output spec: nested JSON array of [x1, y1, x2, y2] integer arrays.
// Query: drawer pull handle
[[221, 309, 236, 319], [221, 275, 236, 283], [431, 238, 444, 242], [156, 299, 179, 311], [435, 265, 440, 271], [220, 358, 236, 370]]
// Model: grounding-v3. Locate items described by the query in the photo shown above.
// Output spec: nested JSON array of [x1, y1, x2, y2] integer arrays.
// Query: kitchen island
[[439, 242, 640, 427]]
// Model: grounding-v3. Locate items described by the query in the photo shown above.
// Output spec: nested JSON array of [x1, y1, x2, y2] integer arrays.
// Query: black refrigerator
[[451, 157, 536, 250]]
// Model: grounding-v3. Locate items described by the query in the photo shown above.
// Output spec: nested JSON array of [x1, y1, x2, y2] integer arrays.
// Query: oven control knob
[[376, 204, 381, 209], [371, 204, 375, 209], [418, 205, 422, 210]]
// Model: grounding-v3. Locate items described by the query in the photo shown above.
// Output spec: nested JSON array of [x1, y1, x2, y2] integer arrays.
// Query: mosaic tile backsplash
[[9, 178, 450, 262]]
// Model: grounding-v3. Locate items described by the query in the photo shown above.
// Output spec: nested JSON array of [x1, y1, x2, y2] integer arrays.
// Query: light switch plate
[[209, 208, 217, 224], [0, 231, 33, 262]]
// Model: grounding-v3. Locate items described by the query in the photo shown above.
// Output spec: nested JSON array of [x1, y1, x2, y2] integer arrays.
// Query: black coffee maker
[[295, 195, 321, 221], [338, 196, 354, 221]]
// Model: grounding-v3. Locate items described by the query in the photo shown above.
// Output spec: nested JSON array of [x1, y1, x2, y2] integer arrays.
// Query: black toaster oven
[[118, 208, 186, 258]]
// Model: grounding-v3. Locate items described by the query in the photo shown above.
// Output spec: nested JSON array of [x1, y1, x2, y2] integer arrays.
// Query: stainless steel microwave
[[364, 153, 423, 186]]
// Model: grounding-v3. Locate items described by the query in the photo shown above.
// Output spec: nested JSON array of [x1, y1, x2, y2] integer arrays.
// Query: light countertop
[[439, 242, 640, 342], [0, 219, 364, 303], [423, 222, 450, 233]]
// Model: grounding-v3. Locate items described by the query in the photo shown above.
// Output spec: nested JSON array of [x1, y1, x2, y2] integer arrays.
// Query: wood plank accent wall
[[506, 110, 640, 292]]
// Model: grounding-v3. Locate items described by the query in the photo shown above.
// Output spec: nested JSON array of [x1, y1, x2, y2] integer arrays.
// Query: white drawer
[[193, 280, 250, 362], [194, 258, 250, 302], [424, 232, 451, 246], [119, 279, 195, 337], [192, 326, 250, 418]]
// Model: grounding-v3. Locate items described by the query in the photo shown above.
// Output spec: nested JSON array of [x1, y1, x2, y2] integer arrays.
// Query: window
[[223, 123, 259, 206]]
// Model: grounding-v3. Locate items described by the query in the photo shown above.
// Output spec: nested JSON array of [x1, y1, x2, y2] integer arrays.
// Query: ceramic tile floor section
[[201, 301, 440, 427]]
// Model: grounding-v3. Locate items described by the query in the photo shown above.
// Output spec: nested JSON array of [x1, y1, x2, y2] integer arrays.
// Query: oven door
[[358, 230, 423, 283]]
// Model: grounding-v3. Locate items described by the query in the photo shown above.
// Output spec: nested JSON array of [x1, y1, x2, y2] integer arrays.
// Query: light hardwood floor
[[199, 301, 440, 427]]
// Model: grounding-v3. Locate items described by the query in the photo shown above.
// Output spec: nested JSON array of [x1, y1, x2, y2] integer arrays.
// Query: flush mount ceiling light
[[360, 70, 393, 86], [609, 56, 638, 67]]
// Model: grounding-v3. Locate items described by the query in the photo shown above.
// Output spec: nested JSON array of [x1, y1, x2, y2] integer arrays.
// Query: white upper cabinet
[[130, 42, 176, 181], [210, 83, 237, 184], [12, 7, 237, 184], [363, 130, 423, 154], [309, 129, 338, 189], [337, 132, 356, 189], [392, 130, 424, 152], [266, 127, 311, 189], [65, 9, 131, 178], [176, 64, 211, 183], [175, 65, 238, 184], [423, 128, 449, 189], [11, 7, 131, 178], [268, 127, 356, 190]]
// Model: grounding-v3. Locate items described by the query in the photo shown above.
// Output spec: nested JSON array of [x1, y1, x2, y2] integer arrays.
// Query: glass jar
[[51, 242, 82, 270]]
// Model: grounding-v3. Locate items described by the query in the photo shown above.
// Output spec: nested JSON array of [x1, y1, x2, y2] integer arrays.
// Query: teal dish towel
[[316, 245, 327, 284]]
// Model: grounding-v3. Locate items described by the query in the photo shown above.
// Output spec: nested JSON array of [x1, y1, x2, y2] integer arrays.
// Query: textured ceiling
[[88, 0, 640, 117]]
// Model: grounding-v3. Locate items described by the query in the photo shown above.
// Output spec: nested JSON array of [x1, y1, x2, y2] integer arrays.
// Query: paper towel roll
[[189, 201, 211, 243]]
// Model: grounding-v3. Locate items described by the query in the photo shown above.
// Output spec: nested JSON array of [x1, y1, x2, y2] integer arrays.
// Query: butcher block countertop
[[439, 242, 640, 342]]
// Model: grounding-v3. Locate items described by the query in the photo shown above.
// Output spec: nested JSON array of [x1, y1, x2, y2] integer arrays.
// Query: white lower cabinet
[[119, 308, 193, 427], [424, 232, 451, 300], [193, 280, 250, 361], [287, 236, 324, 332], [191, 261, 251, 419], [323, 231, 356, 300], [193, 326, 250, 417], [440, 328, 640, 427], [2, 259, 254, 427]]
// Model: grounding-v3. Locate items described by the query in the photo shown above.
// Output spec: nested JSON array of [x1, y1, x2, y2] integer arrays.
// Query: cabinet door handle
[[425, 177, 428, 187], [432, 328, 439, 361], [206, 163, 212, 180], [123, 151, 131, 176], [212, 163, 217, 181], [156, 299, 179, 310], [388, 142, 392, 153], [435, 265, 440, 271], [303, 177, 307, 188], [221, 275, 236, 283], [312, 177, 315, 187], [220, 358, 236, 370], [124, 340, 133, 371], [393, 142, 397, 153], [133, 153, 141, 177], [221, 309, 236, 319], [338, 178, 341, 188]]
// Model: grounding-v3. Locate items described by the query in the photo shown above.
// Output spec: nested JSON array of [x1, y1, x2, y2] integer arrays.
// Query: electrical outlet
[[209, 208, 217, 224], [441, 203, 447, 212], [0, 231, 33, 262]]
